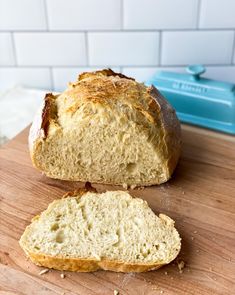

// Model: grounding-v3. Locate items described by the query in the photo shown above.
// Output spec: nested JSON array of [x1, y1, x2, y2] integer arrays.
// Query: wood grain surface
[[0, 125, 235, 295]]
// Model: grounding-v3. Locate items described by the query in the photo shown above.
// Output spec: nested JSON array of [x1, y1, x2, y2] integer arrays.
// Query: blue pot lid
[[147, 65, 235, 101], [146, 65, 235, 134]]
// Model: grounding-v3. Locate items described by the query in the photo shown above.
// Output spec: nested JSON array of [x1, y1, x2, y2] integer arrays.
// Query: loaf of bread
[[20, 187, 181, 272], [29, 69, 181, 186]]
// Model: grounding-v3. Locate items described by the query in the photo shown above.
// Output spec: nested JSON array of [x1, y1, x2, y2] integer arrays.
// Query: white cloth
[[0, 86, 50, 141]]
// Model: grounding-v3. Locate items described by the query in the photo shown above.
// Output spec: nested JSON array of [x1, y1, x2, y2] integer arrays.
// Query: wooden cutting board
[[0, 125, 235, 295]]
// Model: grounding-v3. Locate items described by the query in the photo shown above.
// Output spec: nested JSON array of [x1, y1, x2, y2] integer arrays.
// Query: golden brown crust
[[148, 86, 181, 177], [41, 93, 55, 137], [28, 252, 163, 273], [29, 69, 181, 185], [28, 93, 57, 150], [63, 182, 97, 198], [78, 68, 134, 82]]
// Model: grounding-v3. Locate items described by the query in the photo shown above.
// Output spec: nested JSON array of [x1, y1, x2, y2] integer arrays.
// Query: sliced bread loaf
[[20, 188, 181, 272], [29, 69, 181, 187]]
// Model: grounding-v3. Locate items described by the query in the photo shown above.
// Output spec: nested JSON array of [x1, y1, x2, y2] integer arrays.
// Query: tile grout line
[[43, 0, 49, 31], [11, 33, 17, 66], [0, 64, 235, 69], [196, 0, 202, 29], [158, 31, 162, 66], [120, 0, 124, 30], [2, 28, 235, 33], [49, 67, 54, 91], [231, 31, 235, 65], [85, 32, 89, 66]]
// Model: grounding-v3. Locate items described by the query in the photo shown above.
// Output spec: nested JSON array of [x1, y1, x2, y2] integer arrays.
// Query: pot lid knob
[[187, 65, 206, 80]]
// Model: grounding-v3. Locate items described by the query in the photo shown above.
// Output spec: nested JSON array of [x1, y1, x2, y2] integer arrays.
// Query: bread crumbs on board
[[137, 186, 144, 190], [39, 269, 49, 275], [60, 273, 65, 279], [130, 184, 136, 190], [177, 260, 185, 273], [114, 290, 119, 295], [152, 286, 158, 290], [122, 183, 128, 190]]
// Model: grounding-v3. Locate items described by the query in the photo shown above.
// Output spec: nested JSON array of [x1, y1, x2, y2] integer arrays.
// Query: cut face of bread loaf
[[20, 189, 181, 272], [29, 69, 181, 186]]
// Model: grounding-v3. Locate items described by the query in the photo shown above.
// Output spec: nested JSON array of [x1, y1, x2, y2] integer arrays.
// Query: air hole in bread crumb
[[126, 163, 137, 173], [55, 214, 62, 221], [84, 229, 89, 236], [119, 163, 125, 169], [55, 230, 64, 243], [88, 223, 92, 231], [81, 206, 87, 220], [51, 223, 59, 231], [140, 248, 151, 258], [34, 246, 40, 250]]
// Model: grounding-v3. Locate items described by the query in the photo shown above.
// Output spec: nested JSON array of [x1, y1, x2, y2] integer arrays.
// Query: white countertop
[[0, 86, 49, 145]]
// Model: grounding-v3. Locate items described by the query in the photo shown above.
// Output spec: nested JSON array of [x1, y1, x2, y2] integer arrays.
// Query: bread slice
[[19, 188, 181, 272], [29, 69, 181, 187]]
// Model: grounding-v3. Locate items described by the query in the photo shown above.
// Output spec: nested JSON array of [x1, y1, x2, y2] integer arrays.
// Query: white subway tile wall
[[122, 67, 185, 82], [0, 0, 46, 31], [88, 32, 160, 66], [0, 33, 15, 65], [161, 31, 234, 65], [52, 67, 120, 91], [47, 0, 121, 30], [204, 66, 235, 83], [14, 33, 86, 66], [124, 0, 198, 29], [199, 0, 235, 29], [0, 0, 234, 91], [0, 68, 52, 91]]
